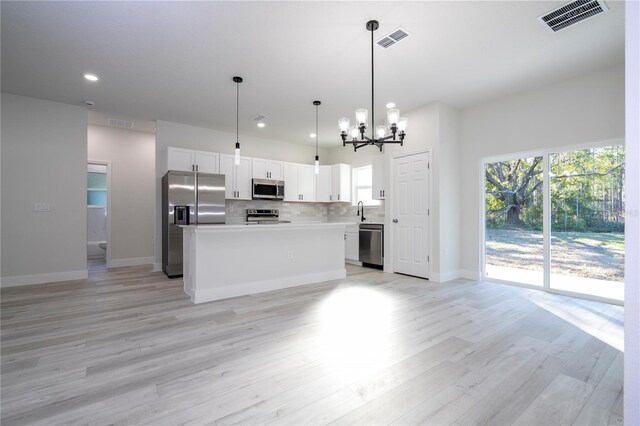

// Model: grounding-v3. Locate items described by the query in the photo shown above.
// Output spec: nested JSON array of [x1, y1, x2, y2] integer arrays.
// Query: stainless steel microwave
[[252, 179, 285, 200]]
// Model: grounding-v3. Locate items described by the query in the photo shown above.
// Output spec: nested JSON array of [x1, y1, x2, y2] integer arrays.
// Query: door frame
[[479, 138, 625, 305], [87, 160, 112, 268], [389, 148, 432, 279]]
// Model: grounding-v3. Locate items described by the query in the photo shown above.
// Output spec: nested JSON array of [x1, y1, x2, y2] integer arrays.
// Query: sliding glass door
[[483, 143, 624, 303], [484, 156, 544, 287], [549, 145, 625, 301]]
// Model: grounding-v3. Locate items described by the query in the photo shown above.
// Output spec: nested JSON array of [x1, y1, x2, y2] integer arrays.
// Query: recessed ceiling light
[[310, 133, 316, 138], [84, 73, 99, 82], [386, 102, 395, 108], [257, 122, 266, 128]]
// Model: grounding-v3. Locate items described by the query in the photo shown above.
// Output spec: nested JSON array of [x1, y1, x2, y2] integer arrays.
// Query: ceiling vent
[[107, 117, 135, 129], [376, 27, 410, 48], [251, 114, 267, 122], [538, 0, 608, 32]]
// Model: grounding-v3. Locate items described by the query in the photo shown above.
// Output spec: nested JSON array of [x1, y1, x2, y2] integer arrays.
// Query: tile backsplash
[[225, 200, 385, 223]]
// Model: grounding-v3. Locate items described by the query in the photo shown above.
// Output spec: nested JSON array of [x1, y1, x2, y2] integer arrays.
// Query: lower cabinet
[[345, 226, 359, 262]]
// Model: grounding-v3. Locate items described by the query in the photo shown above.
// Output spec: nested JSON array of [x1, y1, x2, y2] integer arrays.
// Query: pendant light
[[339, 20, 407, 151], [313, 100, 321, 174], [233, 76, 243, 165]]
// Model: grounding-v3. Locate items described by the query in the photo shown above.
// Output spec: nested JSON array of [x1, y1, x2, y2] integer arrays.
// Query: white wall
[[459, 65, 625, 275], [624, 1, 640, 423], [1, 93, 88, 286], [88, 124, 155, 266], [154, 120, 329, 266]]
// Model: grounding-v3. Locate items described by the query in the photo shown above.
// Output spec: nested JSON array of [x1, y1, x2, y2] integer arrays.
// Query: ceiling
[[1, 1, 624, 147]]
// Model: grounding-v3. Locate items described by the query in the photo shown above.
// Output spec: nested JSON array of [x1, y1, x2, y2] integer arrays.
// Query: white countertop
[[181, 222, 354, 232]]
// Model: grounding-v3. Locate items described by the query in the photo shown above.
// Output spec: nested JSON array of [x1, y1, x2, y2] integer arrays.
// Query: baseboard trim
[[1, 269, 89, 288], [345, 259, 363, 266], [107, 257, 155, 268], [152, 262, 163, 272], [190, 268, 346, 304], [460, 269, 482, 281]]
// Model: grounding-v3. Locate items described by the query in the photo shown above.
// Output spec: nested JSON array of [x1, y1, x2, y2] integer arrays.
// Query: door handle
[[393, 219, 398, 223]]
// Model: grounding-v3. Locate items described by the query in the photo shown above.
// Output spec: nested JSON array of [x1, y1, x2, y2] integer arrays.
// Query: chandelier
[[339, 20, 408, 152]]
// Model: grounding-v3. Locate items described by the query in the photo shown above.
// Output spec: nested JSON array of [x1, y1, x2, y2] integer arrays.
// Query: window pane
[[88, 172, 107, 189], [357, 167, 372, 186], [484, 156, 543, 286], [88, 190, 107, 206], [550, 145, 624, 301]]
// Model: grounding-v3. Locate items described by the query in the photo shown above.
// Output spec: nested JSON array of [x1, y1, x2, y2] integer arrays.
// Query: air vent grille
[[251, 114, 267, 122], [377, 37, 395, 48], [107, 118, 134, 129], [377, 27, 410, 48], [538, 0, 608, 32]]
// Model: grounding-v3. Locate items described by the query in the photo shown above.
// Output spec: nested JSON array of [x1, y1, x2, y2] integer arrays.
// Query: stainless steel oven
[[252, 179, 285, 200]]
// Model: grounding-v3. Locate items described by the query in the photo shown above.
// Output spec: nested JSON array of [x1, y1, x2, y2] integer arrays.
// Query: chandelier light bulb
[[235, 143, 241, 165], [349, 126, 359, 139], [376, 125, 387, 138], [387, 108, 400, 127], [355, 109, 368, 126], [314, 156, 320, 174], [338, 118, 350, 132], [397, 117, 408, 132]]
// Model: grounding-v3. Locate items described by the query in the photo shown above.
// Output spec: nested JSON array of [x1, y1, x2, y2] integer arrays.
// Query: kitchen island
[[181, 222, 350, 303]]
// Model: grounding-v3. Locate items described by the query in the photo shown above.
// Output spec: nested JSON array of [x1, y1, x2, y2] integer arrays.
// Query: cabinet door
[[235, 157, 252, 200], [168, 147, 195, 172], [345, 232, 359, 260], [332, 164, 351, 202], [267, 160, 284, 180], [251, 158, 268, 179], [219, 154, 236, 199], [372, 156, 385, 199], [315, 165, 333, 202], [298, 164, 316, 202], [283, 163, 299, 201], [194, 151, 219, 174]]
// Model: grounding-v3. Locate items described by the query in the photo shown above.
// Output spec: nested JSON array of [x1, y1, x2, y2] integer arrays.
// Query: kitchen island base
[[182, 223, 348, 303]]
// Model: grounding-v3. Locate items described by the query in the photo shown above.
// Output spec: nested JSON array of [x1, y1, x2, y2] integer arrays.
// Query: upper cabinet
[[332, 164, 351, 203], [167, 147, 219, 173], [284, 162, 316, 202], [220, 154, 252, 200], [252, 158, 284, 180], [315, 165, 333, 202], [372, 156, 385, 200]]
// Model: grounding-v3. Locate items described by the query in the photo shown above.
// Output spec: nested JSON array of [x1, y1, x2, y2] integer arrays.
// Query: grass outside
[[486, 228, 624, 282]]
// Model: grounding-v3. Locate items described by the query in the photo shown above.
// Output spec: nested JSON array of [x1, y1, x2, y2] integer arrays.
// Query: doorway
[[87, 162, 111, 273], [391, 151, 430, 279]]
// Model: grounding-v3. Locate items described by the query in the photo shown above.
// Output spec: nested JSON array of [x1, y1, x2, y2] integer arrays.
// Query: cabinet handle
[[338, 194, 340, 201], [330, 195, 332, 201]]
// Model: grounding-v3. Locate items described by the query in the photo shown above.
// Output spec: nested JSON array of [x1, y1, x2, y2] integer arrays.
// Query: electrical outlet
[[287, 250, 293, 260], [33, 203, 50, 212]]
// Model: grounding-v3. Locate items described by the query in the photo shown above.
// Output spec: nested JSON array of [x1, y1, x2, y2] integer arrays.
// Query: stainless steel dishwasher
[[359, 223, 383, 268]]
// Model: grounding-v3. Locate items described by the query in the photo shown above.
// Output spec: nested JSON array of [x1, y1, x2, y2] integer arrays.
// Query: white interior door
[[393, 152, 429, 278]]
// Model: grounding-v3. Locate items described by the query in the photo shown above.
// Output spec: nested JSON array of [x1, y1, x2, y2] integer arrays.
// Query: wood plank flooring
[[1, 264, 624, 425]]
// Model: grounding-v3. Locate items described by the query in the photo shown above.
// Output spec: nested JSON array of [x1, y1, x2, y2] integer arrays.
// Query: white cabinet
[[345, 226, 359, 261], [315, 166, 333, 202], [194, 151, 219, 173], [284, 162, 316, 202], [372, 156, 386, 200], [167, 147, 219, 173], [332, 164, 351, 203], [220, 154, 252, 200], [252, 158, 284, 180]]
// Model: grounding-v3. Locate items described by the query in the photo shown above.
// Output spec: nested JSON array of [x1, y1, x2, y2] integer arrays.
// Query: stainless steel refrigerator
[[162, 171, 225, 278]]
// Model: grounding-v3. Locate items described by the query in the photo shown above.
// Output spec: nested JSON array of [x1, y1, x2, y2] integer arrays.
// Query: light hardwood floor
[[1, 264, 624, 425]]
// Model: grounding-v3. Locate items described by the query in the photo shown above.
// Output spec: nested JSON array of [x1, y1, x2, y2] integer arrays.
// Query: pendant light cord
[[371, 24, 374, 141], [316, 104, 319, 157], [236, 82, 239, 144]]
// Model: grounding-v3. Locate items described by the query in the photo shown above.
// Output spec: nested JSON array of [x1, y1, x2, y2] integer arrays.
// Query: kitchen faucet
[[357, 201, 366, 222]]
